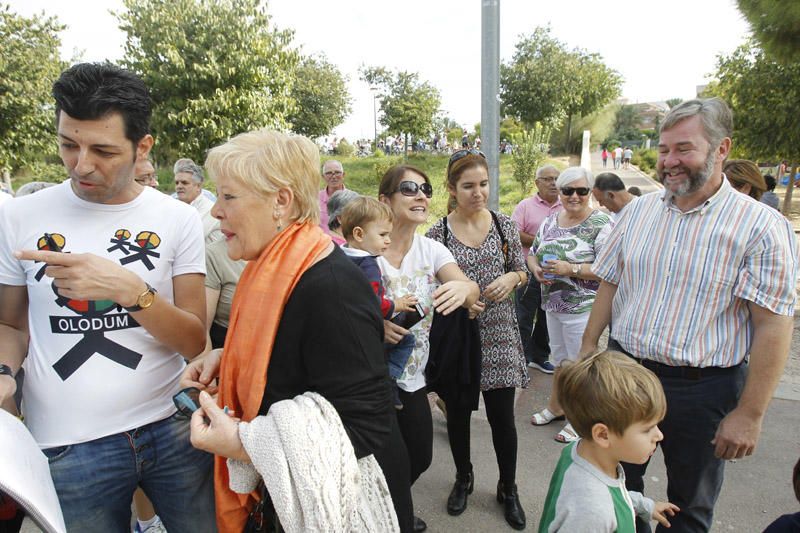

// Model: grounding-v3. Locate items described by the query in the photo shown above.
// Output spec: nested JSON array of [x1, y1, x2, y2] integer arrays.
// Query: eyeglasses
[[447, 149, 486, 174], [394, 180, 433, 198], [560, 187, 591, 197], [323, 171, 343, 177], [172, 387, 202, 419]]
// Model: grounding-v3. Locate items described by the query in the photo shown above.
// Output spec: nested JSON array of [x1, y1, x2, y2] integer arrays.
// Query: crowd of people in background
[[0, 62, 798, 533]]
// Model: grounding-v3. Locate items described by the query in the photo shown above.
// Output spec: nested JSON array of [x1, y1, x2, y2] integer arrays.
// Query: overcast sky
[[9, 0, 752, 140]]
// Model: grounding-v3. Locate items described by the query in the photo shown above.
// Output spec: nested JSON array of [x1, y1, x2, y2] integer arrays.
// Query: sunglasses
[[560, 187, 591, 197], [447, 149, 486, 174], [173, 387, 202, 419], [394, 180, 433, 198]]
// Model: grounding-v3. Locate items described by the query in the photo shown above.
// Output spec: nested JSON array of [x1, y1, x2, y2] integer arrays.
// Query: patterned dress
[[426, 212, 530, 391], [532, 210, 613, 314]]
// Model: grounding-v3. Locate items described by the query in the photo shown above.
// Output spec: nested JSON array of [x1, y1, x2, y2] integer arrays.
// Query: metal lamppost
[[370, 87, 379, 153]]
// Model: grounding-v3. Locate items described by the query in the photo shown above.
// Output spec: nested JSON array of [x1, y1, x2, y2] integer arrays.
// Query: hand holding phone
[[390, 303, 426, 330]]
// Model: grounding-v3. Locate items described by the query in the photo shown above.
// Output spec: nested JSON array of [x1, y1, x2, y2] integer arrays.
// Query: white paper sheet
[[0, 410, 66, 533]]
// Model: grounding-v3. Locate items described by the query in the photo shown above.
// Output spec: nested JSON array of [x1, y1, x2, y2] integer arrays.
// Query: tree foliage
[[666, 98, 683, 109], [500, 26, 622, 140], [511, 123, 552, 193], [360, 66, 441, 151], [117, 0, 298, 163], [0, 5, 66, 172], [736, 0, 800, 64], [710, 40, 800, 212], [288, 55, 351, 139]]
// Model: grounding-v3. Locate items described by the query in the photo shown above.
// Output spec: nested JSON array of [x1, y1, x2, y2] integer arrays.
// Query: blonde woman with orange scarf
[[180, 130, 412, 532]]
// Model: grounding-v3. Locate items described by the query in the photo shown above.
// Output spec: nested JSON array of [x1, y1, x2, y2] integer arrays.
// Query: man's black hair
[[764, 175, 776, 191], [52, 62, 151, 146], [594, 172, 626, 192]]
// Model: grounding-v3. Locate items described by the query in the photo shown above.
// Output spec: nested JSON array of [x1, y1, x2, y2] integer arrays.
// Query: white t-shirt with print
[[0, 182, 205, 447], [377, 234, 455, 393]]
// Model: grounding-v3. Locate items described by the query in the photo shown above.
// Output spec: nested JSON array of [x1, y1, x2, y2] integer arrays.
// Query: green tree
[[710, 40, 800, 213], [500, 25, 621, 150], [561, 54, 622, 151], [736, 0, 800, 64], [666, 98, 683, 109], [0, 5, 66, 173], [360, 66, 441, 154], [511, 123, 552, 193], [288, 55, 350, 139], [117, 0, 298, 163]]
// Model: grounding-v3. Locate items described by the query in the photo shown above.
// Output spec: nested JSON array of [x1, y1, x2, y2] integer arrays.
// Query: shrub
[[22, 161, 67, 183], [334, 139, 355, 157], [511, 123, 552, 193], [632, 148, 657, 175]]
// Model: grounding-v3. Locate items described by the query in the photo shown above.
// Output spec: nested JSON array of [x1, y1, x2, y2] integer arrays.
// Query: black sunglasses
[[394, 180, 433, 198], [447, 149, 486, 173], [560, 187, 591, 197], [173, 387, 202, 419]]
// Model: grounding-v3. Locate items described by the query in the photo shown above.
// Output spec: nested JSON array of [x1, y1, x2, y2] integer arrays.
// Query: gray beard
[[663, 147, 716, 201]]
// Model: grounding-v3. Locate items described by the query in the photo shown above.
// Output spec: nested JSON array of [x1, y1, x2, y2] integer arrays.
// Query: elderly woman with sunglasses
[[180, 130, 412, 532], [425, 150, 530, 530], [528, 167, 613, 444], [378, 164, 480, 532]]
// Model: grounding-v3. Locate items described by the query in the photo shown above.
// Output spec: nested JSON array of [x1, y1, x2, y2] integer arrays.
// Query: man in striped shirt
[[581, 98, 798, 532]]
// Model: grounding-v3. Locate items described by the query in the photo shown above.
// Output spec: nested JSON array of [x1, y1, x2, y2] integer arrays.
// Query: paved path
[[407, 372, 799, 533], [590, 150, 662, 193]]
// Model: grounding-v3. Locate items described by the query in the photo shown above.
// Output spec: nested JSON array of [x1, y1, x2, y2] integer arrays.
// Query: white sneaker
[[134, 516, 167, 533]]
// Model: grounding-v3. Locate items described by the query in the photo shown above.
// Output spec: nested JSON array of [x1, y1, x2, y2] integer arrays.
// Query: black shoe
[[413, 515, 427, 532], [446, 470, 474, 516], [496, 481, 526, 530]]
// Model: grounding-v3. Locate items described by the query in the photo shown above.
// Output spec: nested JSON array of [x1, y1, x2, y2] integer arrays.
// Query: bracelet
[[514, 271, 524, 287]]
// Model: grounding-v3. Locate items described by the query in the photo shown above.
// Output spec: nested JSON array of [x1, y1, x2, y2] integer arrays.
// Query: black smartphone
[[390, 303, 426, 330], [43, 233, 63, 253]]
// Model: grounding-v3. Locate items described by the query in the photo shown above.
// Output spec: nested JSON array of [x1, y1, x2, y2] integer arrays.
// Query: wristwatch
[[0, 364, 14, 378], [124, 283, 157, 312], [572, 263, 581, 276]]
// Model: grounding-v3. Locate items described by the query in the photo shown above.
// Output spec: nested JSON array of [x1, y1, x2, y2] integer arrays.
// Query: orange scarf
[[214, 221, 331, 532]]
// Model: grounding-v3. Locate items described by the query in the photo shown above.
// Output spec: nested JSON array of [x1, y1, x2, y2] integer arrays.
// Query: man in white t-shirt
[[0, 63, 216, 532], [174, 158, 221, 243], [613, 146, 623, 169]]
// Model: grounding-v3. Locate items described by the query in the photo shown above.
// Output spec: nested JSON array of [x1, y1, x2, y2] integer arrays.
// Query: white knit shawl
[[227, 392, 399, 533]]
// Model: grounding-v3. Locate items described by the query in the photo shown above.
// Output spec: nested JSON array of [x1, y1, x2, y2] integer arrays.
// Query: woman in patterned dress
[[528, 166, 613, 444], [378, 164, 480, 532], [425, 150, 530, 530]]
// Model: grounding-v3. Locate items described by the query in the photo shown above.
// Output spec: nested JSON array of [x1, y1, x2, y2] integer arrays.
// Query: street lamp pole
[[370, 87, 379, 153]]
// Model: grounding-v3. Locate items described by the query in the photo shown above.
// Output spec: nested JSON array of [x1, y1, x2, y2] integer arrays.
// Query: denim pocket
[[42, 445, 72, 463]]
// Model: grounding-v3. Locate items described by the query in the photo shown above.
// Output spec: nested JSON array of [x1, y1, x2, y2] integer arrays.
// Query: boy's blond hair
[[340, 197, 393, 240], [558, 351, 666, 439]]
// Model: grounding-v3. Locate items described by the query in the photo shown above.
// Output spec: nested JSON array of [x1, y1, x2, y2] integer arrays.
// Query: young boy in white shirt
[[539, 351, 680, 532]]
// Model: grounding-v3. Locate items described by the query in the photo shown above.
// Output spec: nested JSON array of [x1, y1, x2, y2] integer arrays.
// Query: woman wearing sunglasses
[[378, 164, 480, 532], [425, 150, 530, 530], [528, 167, 613, 444], [180, 130, 411, 532]]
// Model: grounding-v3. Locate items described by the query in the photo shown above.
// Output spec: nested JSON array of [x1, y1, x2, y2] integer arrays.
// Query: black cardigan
[[257, 246, 392, 458]]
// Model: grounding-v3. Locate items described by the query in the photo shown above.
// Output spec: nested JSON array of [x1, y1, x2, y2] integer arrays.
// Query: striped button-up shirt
[[592, 178, 798, 368]]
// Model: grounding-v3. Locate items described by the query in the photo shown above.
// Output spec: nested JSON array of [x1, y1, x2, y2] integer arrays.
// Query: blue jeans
[[386, 334, 415, 380], [43, 414, 216, 533], [514, 277, 550, 366], [622, 363, 746, 533]]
